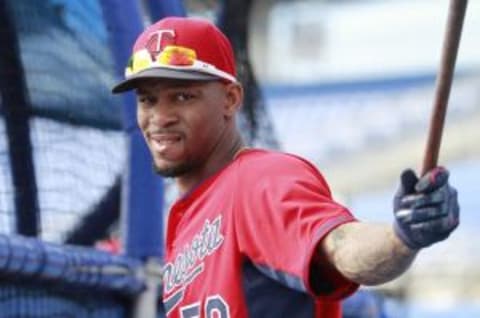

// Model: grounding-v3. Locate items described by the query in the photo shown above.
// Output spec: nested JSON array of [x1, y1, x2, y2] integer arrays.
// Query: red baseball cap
[[112, 17, 238, 93]]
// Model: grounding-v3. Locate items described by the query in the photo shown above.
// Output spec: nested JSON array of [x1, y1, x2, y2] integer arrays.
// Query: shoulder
[[233, 148, 331, 194], [235, 148, 318, 172]]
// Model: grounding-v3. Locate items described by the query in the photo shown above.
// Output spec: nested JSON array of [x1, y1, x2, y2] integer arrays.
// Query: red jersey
[[163, 149, 358, 318]]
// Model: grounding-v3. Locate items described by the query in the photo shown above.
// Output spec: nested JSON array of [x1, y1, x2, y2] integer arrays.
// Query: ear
[[223, 82, 243, 119]]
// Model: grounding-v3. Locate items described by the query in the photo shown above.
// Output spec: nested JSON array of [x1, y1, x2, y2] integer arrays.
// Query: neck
[[176, 130, 245, 195]]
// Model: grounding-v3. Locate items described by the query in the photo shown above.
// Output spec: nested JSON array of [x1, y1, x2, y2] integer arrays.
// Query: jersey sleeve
[[233, 152, 359, 300]]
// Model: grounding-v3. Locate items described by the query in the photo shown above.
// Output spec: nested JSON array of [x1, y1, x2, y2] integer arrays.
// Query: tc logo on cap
[[112, 17, 238, 94], [146, 29, 176, 58]]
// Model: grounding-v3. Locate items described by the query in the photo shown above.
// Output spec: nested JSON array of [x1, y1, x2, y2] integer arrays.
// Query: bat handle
[[421, 0, 468, 176]]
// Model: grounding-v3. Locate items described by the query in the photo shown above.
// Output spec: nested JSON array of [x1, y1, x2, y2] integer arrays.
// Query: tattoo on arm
[[320, 222, 418, 285]]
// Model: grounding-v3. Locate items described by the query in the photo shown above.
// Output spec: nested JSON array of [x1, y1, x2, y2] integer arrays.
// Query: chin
[[152, 161, 192, 178]]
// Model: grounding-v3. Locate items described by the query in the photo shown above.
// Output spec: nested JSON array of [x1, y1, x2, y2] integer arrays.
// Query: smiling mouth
[[149, 134, 182, 152]]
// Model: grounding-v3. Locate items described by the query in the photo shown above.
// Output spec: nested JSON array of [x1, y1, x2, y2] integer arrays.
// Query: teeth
[[157, 139, 175, 144], [151, 137, 179, 152]]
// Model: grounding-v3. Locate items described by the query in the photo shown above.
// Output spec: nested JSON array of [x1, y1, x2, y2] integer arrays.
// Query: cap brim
[[112, 68, 219, 93]]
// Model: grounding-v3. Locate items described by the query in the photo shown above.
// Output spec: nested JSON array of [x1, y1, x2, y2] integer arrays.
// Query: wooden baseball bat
[[421, 0, 468, 175]]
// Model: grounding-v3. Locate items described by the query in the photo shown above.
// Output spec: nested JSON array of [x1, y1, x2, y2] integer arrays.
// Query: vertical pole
[[100, 1, 170, 317], [100, 0, 164, 264], [0, 0, 40, 236], [144, 0, 186, 22]]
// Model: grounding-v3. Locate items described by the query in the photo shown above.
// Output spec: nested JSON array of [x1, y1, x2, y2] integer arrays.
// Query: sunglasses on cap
[[125, 45, 237, 83]]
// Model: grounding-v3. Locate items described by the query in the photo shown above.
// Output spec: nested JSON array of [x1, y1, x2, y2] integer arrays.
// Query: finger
[[400, 169, 418, 195], [410, 217, 455, 234], [398, 207, 449, 224], [400, 190, 446, 208], [452, 188, 460, 219], [415, 167, 449, 193]]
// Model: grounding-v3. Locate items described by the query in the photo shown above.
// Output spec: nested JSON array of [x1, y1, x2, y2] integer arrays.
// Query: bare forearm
[[321, 222, 418, 285]]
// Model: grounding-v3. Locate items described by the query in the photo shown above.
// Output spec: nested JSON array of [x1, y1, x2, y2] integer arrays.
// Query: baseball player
[[112, 17, 460, 318]]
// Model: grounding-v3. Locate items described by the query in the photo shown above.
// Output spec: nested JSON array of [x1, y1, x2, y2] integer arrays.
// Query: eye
[[137, 95, 156, 106], [174, 92, 195, 103]]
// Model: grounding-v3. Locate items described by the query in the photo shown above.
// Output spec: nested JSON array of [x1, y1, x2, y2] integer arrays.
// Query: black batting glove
[[393, 167, 460, 250]]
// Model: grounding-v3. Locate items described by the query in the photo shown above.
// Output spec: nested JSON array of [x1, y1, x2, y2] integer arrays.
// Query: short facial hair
[[152, 160, 197, 178]]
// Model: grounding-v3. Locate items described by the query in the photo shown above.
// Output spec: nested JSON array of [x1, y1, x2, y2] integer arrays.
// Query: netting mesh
[[29, 118, 125, 242], [10, 0, 122, 128], [0, 118, 14, 234], [0, 282, 128, 318], [0, 1, 163, 316], [0, 234, 144, 318], [184, 0, 280, 149], [183, 0, 220, 20], [0, 0, 125, 242]]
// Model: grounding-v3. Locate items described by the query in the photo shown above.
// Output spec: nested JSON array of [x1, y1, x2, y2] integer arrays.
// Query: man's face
[[135, 79, 232, 177]]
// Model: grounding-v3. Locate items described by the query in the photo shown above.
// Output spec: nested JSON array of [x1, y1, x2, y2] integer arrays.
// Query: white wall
[[254, 0, 480, 84]]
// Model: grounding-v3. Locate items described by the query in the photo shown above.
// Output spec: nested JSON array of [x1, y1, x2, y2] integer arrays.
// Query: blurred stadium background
[[0, 0, 478, 317]]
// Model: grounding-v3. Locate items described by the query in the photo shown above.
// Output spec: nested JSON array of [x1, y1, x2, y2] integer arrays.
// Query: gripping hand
[[393, 167, 459, 249]]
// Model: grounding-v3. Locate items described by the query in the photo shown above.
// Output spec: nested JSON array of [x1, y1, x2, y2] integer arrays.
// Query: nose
[[147, 102, 179, 128]]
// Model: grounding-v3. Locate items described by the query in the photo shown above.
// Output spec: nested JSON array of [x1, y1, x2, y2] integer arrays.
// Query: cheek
[[136, 108, 148, 131], [198, 112, 225, 142]]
